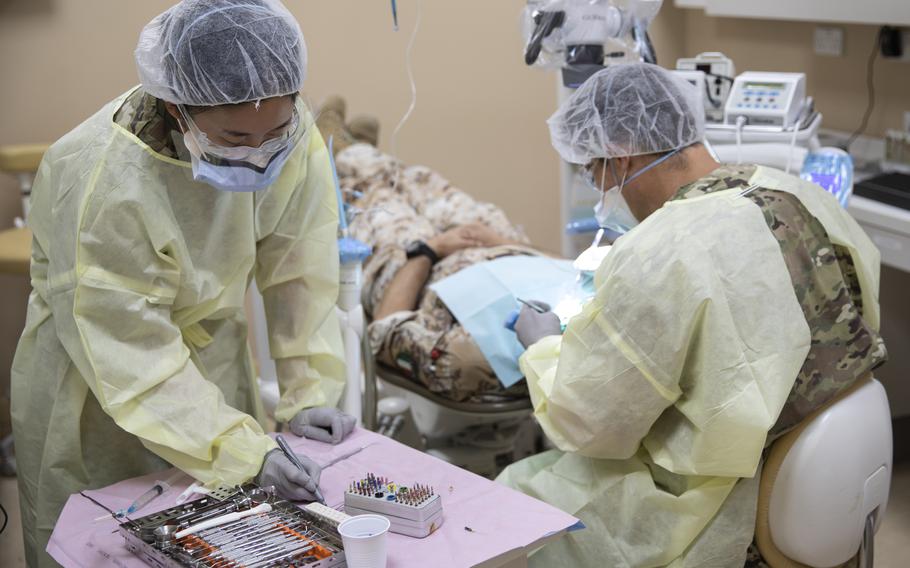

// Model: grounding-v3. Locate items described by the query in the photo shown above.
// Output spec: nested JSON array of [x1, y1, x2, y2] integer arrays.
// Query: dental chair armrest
[[0, 144, 49, 173], [0, 227, 31, 275], [376, 363, 531, 414]]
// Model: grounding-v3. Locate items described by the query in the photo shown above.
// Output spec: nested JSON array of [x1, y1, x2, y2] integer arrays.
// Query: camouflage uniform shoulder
[[673, 164, 758, 200], [112, 89, 180, 159]]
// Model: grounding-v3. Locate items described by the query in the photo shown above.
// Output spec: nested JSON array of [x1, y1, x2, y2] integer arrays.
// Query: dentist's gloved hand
[[256, 448, 322, 502], [515, 301, 562, 349], [289, 407, 356, 444]]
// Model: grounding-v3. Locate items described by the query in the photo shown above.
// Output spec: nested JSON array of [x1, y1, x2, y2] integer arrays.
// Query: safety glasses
[[178, 105, 301, 167]]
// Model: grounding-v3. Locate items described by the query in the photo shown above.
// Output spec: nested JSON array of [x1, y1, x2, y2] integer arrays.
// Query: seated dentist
[[496, 63, 887, 568], [11, 2, 355, 566]]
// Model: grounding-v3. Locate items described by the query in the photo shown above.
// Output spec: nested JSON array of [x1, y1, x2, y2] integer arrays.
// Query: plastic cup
[[338, 514, 391, 568]]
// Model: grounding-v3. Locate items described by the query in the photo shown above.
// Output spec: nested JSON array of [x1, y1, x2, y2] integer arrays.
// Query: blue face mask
[[188, 141, 296, 193], [179, 104, 299, 193]]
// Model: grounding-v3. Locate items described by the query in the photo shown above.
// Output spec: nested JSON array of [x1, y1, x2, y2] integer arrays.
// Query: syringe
[[94, 470, 184, 521]]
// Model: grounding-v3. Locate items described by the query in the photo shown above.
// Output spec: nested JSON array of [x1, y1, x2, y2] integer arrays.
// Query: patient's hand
[[377, 224, 514, 320], [427, 226, 480, 258], [460, 224, 513, 248], [428, 224, 511, 258]]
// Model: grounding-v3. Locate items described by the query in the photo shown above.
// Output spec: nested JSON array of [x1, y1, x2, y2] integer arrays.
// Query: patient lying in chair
[[333, 143, 542, 403]]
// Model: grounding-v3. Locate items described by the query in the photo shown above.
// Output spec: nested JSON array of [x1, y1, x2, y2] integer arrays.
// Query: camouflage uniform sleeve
[[743, 189, 887, 438]]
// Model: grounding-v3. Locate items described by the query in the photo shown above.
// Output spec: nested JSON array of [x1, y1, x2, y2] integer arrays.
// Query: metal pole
[[361, 322, 378, 431]]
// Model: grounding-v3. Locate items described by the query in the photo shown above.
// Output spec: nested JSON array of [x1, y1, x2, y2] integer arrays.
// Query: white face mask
[[587, 149, 681, 234], [594, 183, 639, 234]]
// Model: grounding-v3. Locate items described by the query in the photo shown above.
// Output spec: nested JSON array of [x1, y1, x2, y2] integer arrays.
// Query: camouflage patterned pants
[[335, 144, 534, 402]]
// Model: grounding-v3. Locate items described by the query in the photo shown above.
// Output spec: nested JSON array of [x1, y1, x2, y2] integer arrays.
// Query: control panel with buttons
[[724, 72, 806, 129]]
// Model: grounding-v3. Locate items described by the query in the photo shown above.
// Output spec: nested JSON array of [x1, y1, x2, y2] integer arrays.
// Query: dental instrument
[[275, 434, 326, 504]]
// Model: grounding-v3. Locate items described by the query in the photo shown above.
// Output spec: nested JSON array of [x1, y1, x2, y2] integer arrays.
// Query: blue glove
[[504, 310, 521, 331]]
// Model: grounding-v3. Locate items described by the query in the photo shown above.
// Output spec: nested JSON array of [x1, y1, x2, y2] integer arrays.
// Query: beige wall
[[3, 2, 904, 232], [0, 0, 569, 430], [6, 2, 901, 237], [1, 2, 908, 415], [0, 1, 565, 247], [0, 0, 681, 407]]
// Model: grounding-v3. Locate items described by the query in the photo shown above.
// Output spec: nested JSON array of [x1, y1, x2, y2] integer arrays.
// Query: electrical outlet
[[814, 26, 844, 57], [881, 27, 910, 61]]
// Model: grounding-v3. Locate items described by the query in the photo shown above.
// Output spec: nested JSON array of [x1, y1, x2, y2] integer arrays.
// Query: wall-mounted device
[[671, 69, 707, 120], [522, 0, 662, 87], [676, 52, 735, 123], [724, 72, 807, 129]]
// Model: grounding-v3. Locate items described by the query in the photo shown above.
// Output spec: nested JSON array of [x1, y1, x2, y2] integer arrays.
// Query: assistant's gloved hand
[[289, 407, 356, 444], [515, 301, 562, 348], [256, 448, 322, 502]]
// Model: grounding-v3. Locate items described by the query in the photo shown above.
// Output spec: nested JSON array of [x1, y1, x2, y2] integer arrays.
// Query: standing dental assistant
[[11, 2, 354, 566]]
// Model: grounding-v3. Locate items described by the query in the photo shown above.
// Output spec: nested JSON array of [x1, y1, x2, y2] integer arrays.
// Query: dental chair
[[756, 376, 893, 568], [247, 280, 281, 424], [247, 277, 539, 479], [370, 363, 539, 479]]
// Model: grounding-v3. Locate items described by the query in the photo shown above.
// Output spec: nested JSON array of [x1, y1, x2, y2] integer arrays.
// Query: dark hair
[[182, 93, 298, 115]]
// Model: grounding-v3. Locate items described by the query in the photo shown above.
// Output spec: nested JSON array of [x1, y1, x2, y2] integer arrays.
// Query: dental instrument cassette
[[119, 485, 346, 568], [343, 473, 443, 538]]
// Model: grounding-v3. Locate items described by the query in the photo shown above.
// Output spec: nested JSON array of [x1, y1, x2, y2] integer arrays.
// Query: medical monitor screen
[[744, 82, 786, 91]]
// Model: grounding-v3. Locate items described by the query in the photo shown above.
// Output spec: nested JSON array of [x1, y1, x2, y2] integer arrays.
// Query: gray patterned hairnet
[[548, 63, 705, 164], [135, 0, 307, 106]]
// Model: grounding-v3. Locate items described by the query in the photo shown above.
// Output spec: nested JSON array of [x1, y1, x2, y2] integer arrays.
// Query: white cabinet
[[675, 0, 910, 26], [848, 195, 910, 273]]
